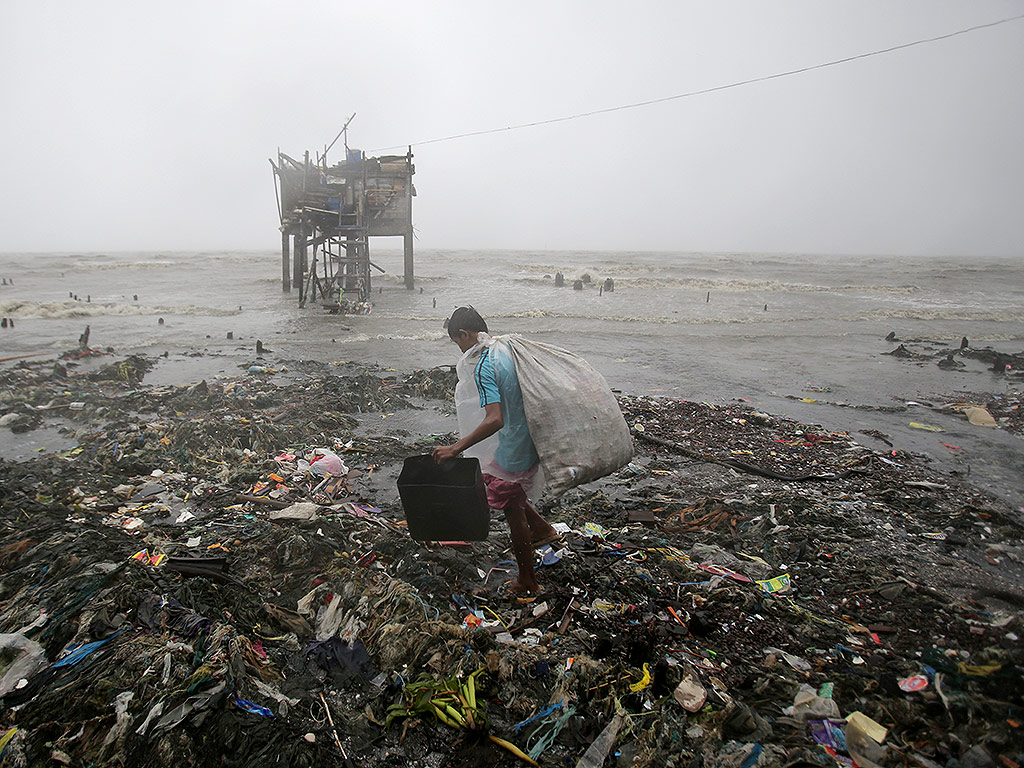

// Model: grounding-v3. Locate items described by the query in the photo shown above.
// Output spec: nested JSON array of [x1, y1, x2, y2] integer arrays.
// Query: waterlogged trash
[[755, 573, 791, 594], [965, 407, 997, 427], [235, 698, 275, 717], [575, 708, 625, 768], [898, 675, 929, 692], [628, 663, 652, 692], [792, 683, 840, 721], [845, 711, 888, 768], [0, 634, 47, 697], [673, 674, 707, 712], [269, 502, 321, 521], [310, 450, 348, 476], [697, 563, 753, 583], [847, 712, 887, 742], [909, 422, 944, 432], [130, 549, 166, 567], [809, 719, 848, 751], [1, 351, 1021, 766], [764, 646, 812, 672]]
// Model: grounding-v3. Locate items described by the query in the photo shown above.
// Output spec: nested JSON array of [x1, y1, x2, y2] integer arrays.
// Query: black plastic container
[[397, 454, 490, 541]]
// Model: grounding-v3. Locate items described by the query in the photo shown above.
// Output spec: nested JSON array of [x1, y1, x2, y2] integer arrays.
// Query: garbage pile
[[927, 392, 1023, 436], [1, 354, 1022, 767]]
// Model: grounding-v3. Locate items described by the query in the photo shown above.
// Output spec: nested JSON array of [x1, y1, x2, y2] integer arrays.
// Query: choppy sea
[[1, 249, 1022, 503]]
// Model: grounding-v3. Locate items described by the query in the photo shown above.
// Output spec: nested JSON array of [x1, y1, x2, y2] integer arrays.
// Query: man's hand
[[432, 403, 502, 465], [432, 445, 460, 464]]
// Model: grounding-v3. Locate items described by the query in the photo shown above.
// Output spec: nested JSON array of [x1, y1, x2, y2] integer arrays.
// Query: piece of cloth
[[302, 638, 377, 686], [472, 343, 540, 473]]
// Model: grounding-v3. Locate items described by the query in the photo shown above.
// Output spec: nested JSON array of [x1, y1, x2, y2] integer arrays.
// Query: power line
[[370, 13, 1024, 153]]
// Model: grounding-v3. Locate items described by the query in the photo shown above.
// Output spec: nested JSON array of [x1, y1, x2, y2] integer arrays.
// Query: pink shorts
[[482, 473, 528, 510]]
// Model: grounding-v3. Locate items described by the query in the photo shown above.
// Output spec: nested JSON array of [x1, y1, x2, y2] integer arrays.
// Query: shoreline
[[5, 332, 1023, 505]]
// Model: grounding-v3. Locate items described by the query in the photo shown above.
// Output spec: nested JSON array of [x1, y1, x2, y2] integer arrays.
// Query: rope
[[371, 14, 1024, 152]]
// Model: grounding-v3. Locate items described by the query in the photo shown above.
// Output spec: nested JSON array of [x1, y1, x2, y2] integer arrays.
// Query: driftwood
[[634, 430, 870, 483]]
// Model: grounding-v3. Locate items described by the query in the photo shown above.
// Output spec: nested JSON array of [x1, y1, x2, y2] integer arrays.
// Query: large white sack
[[503, 335, 633, 496]]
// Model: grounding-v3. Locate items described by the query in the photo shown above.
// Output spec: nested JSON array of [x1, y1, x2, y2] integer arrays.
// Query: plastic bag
[[309, 450, 347, 477], [791, 683, 840, 721], [0, 633, 47, 697]]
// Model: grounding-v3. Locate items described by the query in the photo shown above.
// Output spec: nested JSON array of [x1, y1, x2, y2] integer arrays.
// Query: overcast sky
[[1, 2, 1022, 256]]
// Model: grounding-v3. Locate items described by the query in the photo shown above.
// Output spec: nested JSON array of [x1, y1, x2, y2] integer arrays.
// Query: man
[[433, 307, 558, 594]]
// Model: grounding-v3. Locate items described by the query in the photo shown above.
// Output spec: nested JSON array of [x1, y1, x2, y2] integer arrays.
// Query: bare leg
[[524, 501, 557, 543], [502, 504, 540, 593]]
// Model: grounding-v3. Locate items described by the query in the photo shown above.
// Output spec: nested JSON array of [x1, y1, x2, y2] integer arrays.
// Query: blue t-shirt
[[475, 346, 540, 472]]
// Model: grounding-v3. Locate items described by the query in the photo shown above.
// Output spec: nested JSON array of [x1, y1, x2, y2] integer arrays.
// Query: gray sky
[[1, 1, 1022, 256]]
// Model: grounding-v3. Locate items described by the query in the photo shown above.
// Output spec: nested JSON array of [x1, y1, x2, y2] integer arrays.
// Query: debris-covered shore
[[1, 349, 1022, 768]]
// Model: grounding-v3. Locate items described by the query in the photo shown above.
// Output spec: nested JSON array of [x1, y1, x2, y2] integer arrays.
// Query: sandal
[[532, 533, 562, 550]]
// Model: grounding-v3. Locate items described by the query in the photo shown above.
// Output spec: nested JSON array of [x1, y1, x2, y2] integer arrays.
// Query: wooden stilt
[[403, 231, 414, 290], [296, 232, 307, 304], [281, 231, 291, 292]]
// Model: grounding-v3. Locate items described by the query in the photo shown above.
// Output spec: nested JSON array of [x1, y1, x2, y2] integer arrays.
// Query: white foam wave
[[374, 331, 448, 342], [292, 331, 447, 346], [0, 300, 240, 319], [510, 275, 920, 294], [73, 261, 176, 271], [497, 309, 807, 325], [375, 313, 447, 323], [511, 262, 671, 277], [205, 253, 270, 264], [854, 308, 1024, 323]]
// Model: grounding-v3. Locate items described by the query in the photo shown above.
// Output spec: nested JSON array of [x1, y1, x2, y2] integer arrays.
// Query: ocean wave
[[375, 313, 447, 323], [497, 309, 805, 325], [276, 330, 448, 346], [374, 331, 448, 342], [205, 253, 270, 264], [854, 308, 1024, 323], [376, 308, 784, 326], [511, 262, 670, 277], [74, 260, 176, 271], [0, 300, 240, 319], [510, 275, 919, 294], [609, 277, 921, 294]]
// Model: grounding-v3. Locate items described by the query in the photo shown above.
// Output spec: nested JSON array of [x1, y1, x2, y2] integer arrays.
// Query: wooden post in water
[[296, 231, 307, 303], [281, 231, 291, 292], [403, 230, 414, 290]]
